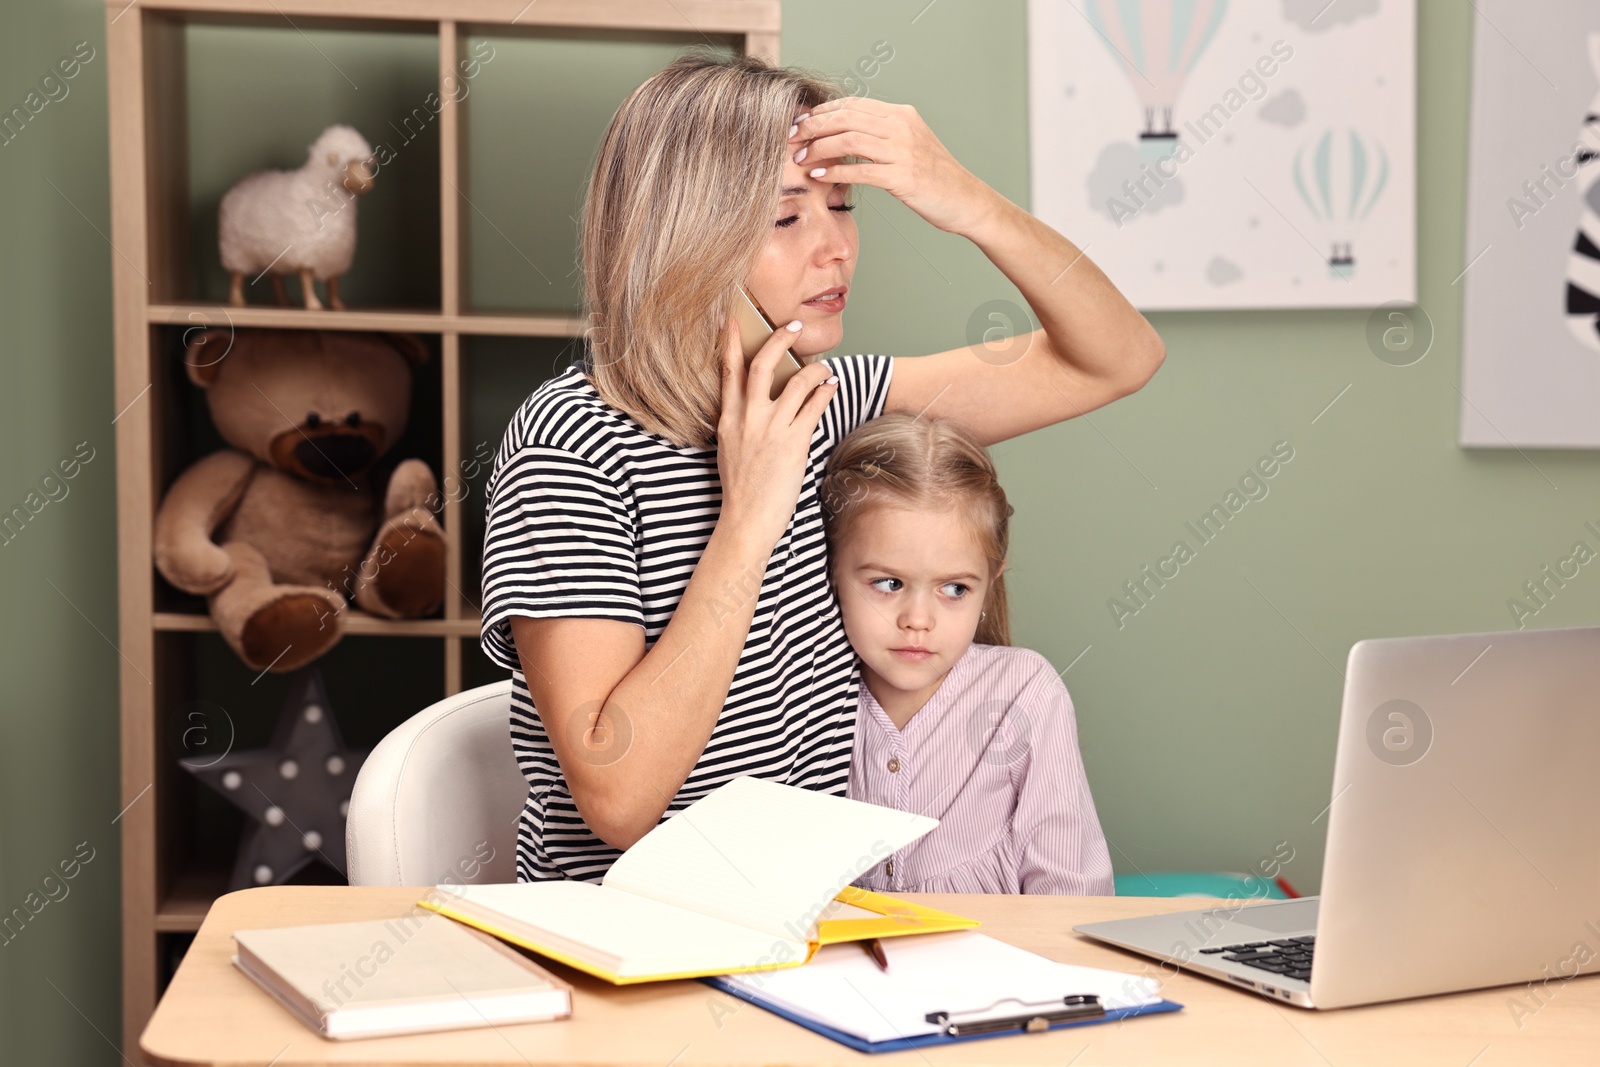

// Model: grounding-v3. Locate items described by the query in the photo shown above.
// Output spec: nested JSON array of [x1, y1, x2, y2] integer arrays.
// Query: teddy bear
[[155, 327, 445, 672]]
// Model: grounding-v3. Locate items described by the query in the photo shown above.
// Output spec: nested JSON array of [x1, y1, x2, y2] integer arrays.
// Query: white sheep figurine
[[219, 124, 375, 310]]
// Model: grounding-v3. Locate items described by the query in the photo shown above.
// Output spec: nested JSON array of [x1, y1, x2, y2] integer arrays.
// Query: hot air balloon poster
[[1026, 0, 1416, 310], [1459, 2, 1600, 448]]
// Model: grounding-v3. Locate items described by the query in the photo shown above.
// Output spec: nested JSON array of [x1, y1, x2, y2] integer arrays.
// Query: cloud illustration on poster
[[1088, 142, 1185, 224], [1282, 0, 1379, 33], [1260, 89, 1306, 127], [1207, 256, 1244, 285]]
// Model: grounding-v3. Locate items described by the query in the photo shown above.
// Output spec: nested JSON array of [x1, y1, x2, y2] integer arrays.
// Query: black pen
[[862, 938, 889, 971]]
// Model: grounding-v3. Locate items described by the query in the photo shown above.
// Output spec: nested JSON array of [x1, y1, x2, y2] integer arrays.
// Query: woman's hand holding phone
[[716, 314, 839, 551], [734, 287, 805, 400]]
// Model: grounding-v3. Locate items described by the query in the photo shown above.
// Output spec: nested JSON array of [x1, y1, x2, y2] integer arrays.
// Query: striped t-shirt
[[481, 355, 895, 882]]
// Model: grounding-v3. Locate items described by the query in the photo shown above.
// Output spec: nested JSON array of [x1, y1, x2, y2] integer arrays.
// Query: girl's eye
[[771, 206, 851, 230], [869, 577, 902, 594], [940, 582, 969, 598]]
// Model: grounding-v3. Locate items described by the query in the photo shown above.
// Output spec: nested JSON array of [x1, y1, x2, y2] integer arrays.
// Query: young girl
[[822, 413, 1114, 895]]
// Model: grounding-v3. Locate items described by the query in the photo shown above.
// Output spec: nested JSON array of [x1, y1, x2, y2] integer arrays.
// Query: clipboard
[[703, 931, 1182, 1053], [705, 975, 1182, 1053]]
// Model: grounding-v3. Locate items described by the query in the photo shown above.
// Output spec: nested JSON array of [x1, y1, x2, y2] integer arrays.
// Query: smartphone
[[734, 286, 805, 401]]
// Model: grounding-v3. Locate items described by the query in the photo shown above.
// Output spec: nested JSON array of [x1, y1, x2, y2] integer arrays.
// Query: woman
[[480, 53, 1164, 882]]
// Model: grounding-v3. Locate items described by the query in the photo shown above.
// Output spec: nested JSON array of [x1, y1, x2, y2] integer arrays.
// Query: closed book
[[232, 915, 572, 1039]]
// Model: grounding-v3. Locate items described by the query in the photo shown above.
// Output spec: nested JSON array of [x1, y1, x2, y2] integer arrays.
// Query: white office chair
[[346, 679, 527, 886]]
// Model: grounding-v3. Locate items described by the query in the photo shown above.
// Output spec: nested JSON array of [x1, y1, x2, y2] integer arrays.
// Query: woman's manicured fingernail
[[788, 123, 798, 138], [809, 167, 827, 178], [797, 112, 811, 122], [786, 319, 803, 332], [795, 146, 808, 163], [826, 375, 839, 385]]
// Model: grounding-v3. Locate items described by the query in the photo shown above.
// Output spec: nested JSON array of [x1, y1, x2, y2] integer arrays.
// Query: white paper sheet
[[602, 776, 938, 947], [719, 930, 1164, 1044]]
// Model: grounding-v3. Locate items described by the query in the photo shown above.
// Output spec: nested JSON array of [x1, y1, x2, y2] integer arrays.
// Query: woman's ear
[[992, 558, 1007, 580]]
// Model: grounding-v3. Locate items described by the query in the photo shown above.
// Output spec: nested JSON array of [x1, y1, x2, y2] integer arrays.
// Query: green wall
[[6, 1, 1589, 1061], [1, 1, 122, 1064]]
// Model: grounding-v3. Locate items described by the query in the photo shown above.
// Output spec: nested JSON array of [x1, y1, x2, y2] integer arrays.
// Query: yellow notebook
[[420, 777, 979, 984]]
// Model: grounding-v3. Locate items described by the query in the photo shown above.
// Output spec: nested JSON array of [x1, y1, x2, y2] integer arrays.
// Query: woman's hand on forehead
[[786, 96, 990, 235]]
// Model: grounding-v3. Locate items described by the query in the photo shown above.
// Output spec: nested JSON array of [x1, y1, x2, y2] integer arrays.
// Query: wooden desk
[[141, 887, 1600, 1066]]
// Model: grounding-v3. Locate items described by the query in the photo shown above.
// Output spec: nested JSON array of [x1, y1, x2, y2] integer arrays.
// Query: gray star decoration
[[181, 668, 368, 891]]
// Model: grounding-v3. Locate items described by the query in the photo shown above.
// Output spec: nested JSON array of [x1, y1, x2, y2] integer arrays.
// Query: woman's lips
[[802, 291, 847, 313], [890, 647, 933, 662]]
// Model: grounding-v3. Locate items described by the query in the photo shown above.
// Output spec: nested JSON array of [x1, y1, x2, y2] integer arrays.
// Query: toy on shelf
[[220, 124, 375, 310], [154, 327, 445, 673], [181, 668, 367, 890]]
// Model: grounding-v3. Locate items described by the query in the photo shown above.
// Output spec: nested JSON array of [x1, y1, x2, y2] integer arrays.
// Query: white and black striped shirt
[[481, 355, 895, 881]]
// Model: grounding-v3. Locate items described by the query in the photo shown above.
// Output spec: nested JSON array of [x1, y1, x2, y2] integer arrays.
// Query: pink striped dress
[[846, 642, 1114, 895]]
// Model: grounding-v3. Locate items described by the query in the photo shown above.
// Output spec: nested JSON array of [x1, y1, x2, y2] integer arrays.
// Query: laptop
[[1075, 625, 1600, 1009]]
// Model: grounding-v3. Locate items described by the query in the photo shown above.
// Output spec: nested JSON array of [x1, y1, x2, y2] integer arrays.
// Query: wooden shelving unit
[[104, 0, 780, 1056], [147, 302, 589, 337]]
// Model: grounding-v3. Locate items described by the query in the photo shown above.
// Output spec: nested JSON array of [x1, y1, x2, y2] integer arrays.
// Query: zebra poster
[[1026, 0, 1416, 310], [1460, 6, 1600, 448]]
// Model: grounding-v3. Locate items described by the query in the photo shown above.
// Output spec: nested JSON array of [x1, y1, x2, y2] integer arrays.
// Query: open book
[[420, 777, 978, 983]]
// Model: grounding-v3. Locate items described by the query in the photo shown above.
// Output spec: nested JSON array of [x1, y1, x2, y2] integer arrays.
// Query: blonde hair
[[580, 51, 839, 447], [821, 413, 1014, 646]]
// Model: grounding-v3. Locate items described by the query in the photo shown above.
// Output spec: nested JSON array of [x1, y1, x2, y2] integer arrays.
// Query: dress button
[[886, 758, 900, 773], [885, 859, 895, 878]]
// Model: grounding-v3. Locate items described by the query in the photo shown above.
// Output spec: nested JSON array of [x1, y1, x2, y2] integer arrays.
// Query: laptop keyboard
[[1197, 937, 1315, 983]]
